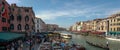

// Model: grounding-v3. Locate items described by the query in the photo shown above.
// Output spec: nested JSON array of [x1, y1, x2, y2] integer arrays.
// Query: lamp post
[[106, 20, 109, 36]]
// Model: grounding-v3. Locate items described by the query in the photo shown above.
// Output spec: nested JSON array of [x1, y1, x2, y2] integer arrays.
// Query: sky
[[6, 0, 120, 28]]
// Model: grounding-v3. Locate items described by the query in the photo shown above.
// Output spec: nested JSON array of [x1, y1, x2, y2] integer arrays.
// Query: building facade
[[108, 13, 120, 32], [0, 0, 10, 31], [35, 17, 46, 32], [82, 21, 93, 31], [92, 19, 102, 31], [46, 24, 59, 31], [10, 4, 35, 33], [97, 18, 108, 32]]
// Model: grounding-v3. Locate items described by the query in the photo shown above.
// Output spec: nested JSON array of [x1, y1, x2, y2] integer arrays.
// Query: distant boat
[[60, 32, 72, 39]]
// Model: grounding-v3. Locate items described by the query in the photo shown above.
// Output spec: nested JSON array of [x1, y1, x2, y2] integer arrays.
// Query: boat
[[60, 32, 72, 39]]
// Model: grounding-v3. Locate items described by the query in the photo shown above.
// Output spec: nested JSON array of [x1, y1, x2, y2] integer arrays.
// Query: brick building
[[10, 4, 35, 33], [0, 0, 10, 31]]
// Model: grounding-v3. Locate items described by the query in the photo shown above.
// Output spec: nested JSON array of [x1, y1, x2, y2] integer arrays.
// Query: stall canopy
[[91, 31, 105, 35], [115, 32, 120, 35], [109, 32, 120, 35], [0, 32, 24, 42]]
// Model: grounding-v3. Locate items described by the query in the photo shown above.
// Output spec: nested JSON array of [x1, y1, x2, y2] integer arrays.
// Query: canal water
[[62, 33, 105, 50]]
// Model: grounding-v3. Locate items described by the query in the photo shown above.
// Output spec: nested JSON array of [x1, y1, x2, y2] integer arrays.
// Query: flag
[[1, 5, 6, 17], [1, 5, 5, 13]]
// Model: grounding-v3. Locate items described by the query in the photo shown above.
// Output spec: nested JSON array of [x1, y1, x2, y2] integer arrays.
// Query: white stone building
[[35, 18, 46, 32]]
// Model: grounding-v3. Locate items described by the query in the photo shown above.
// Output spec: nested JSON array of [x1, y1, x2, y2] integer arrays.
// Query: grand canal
[[64, 33, 105, 50], [60, 33, 120, 50]]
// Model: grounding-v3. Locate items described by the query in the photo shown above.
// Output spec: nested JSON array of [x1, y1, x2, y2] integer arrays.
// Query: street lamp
[[106, 20, 109, 36]]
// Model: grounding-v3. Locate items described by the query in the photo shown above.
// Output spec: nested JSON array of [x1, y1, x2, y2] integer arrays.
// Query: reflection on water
[[63, 33, 105, 50]]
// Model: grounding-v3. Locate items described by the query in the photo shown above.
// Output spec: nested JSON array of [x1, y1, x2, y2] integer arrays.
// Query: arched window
[[10, 14, 14, 20], [10, 24, 14, 30], [25, 15, 29, 21], [17, 15, 22, 21], [17, 24, 21, 30], [25, 24, 29, 30]]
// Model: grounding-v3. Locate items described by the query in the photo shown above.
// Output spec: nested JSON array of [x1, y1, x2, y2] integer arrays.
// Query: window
[[32, 26, 34, 31], [117, 27, 120, 31], [17, 24, 21, 30], [37, 24, 39, 27], [8, 19, 10, 24], [25, 9, 29, 12], [2, 17, 6, 22], [0, 12, 1, 17], [8, 7, 11, 11], [117, 18, 120, 21], [10, 24, 14, 30], [101, 26, 104, 30], [110, 24, 112, 26], [17, 15, 22, 21], [12, 8, 14, 11], [2, 1, 5, 5], [25, 24, 29, 30], [10, 14, 14, 20], [111, 28, 112, 31], [2, 27, 7, 31], [114, 28, 115, 31], [114, 19, 115, 22], [37, 20, 39, 23], [18, 8, 21, 12], [25, 16, 29, 21], [118, 23, 120, 25]]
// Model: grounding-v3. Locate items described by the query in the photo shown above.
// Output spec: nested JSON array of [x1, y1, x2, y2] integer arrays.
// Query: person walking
[[106, 41, 109, 47], [106, 41, 109, 50], [60, 41, 66, 50]]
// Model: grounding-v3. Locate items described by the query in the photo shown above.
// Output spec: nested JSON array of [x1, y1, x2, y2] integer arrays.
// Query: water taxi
[[60, 32, 72, 39]]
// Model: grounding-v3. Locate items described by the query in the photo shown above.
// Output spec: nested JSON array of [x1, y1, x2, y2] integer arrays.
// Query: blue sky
[[6, 0, 120, 28]]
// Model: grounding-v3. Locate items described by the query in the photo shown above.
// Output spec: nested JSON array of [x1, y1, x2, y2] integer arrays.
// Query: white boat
[[60, 32, 72, 39]]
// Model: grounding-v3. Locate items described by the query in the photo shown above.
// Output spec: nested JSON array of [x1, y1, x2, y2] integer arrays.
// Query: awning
[[0, 32, 24, 42], [115, 32, 120, 35], [108, 31, 120, 35], [91, 31, 105, 35]]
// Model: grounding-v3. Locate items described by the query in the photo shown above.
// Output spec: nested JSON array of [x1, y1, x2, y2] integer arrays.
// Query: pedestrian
[[31, 44, 34, 50], [106, 41, 109, 47], [106, 41, 110, 50], [60, 41, 66, 50], [11, 42, 15, 50]]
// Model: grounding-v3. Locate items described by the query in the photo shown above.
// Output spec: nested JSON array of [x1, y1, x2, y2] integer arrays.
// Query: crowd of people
[[5, 36, 36, 50]]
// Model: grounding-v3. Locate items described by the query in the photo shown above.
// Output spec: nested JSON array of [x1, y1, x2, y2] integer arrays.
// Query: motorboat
[[60, 31, 72, 39]]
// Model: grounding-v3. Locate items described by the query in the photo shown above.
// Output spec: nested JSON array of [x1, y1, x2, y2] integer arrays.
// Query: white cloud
[[36, 5, 105, 20], [36, 10, 86, 20], [6, 0, 20, 4], [36, 1, 120, 20]]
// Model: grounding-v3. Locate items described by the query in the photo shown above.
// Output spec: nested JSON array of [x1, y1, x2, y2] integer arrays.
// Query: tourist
[[11, 42, 15, 50], [106, 41, 109, 47], [106, 41, 109, 50], [60, 41, 66, 50], [14, 42, 18, 50], [6, 44, 10, 50], [31, 44, 35, 50]]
